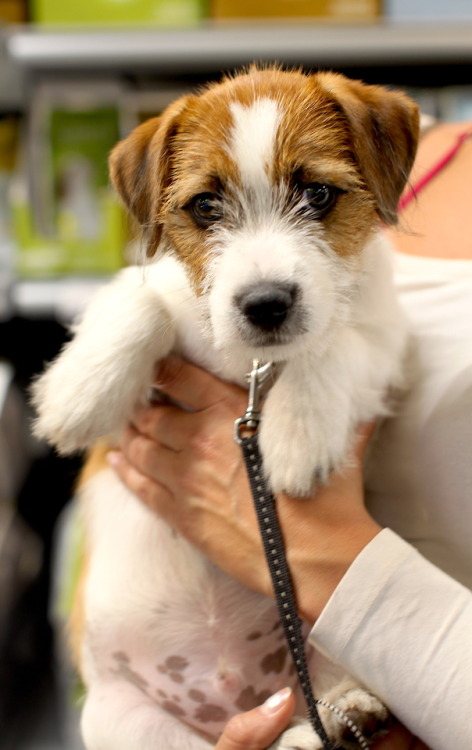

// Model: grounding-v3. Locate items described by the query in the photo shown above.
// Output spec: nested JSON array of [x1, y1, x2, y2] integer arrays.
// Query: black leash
[[234, 360, 369, 750]]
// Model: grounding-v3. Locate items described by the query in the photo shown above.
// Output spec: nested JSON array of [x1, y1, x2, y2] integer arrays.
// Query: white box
[[385, 0, 472, 21]]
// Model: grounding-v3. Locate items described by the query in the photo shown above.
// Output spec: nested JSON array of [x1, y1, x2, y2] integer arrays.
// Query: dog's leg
[[259, 351, 355, 496], [31, 266, 177, 454], [319, 680, 390, 749], [267, 719, 324, 750], [268, 700, 389, 750], [81, 683, 213, 750], [259, 317, 397, 497], [268, 680, 389, 750]]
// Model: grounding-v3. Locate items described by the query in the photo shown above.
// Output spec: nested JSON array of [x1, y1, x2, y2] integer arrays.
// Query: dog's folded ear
[[109, 94, 193, 256], [319, 73, 420, 225]]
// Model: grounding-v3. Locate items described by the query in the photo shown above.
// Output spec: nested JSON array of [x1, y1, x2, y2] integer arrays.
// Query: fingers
[[107, 449, 174, 516], [154, 355, 245, 413], [119, 425, 183, 486], [214, 688, 295, 750], [131, 405, 193, 453]]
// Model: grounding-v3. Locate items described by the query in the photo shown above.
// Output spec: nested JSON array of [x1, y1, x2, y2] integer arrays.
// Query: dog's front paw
[[268, 719, 323, 750], [259, 428, 319, 496], [322, 684, 390, 749], [259, 405, 335, 497], [31, 279, 178, 454], [31, 356, 132, 453]]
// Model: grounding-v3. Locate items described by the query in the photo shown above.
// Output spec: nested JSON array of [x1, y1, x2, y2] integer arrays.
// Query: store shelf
[[11, 277, 108, 322], [7, 22, 472, 73], [4, 20, 472, 322], [0, 28, 26, 109]]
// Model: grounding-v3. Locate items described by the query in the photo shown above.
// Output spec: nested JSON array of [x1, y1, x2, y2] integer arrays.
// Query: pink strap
[[399, 128, 472, 212]]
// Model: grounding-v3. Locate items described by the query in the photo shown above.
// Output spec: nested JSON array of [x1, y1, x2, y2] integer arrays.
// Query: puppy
[[32, 67, 419, 750]]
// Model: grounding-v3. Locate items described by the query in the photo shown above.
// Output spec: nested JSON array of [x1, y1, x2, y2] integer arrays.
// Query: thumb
[[215, 687, 296, 750], [155, 355, 242, 412]]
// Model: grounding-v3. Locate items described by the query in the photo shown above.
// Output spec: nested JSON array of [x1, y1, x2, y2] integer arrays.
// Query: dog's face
[[110, 68, 418, 361]]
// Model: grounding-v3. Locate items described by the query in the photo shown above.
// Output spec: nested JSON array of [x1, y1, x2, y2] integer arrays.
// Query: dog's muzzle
[[235, 282, 299, 332]]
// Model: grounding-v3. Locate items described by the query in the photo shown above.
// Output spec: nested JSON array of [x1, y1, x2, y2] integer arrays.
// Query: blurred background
[[1, 1, 472, 748]]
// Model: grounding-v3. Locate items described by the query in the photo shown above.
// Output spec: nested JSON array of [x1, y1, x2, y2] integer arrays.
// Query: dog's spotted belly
[[105, 618, 302, 739]]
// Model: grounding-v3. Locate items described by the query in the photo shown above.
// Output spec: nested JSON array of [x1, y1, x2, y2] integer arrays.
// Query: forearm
[[273, 490, 382, 623], [309, 529, 472, 750]]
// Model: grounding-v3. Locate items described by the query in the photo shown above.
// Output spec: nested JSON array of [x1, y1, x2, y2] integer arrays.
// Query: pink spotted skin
[[83, 494, 306, 741]]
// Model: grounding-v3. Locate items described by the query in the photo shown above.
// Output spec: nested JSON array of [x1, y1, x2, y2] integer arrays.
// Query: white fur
[[229, 98, 281, 192], [32, 87, 410, 750]]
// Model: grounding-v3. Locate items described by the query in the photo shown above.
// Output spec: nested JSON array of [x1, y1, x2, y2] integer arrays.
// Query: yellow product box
[[0, 0, 26, 23], [13, 83, 127, 277], [0, 117, 20, 173], [30, 0, 207, 26], [212, 0, 381, 20]]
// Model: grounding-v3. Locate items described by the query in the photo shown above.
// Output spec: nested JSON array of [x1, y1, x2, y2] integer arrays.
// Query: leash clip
[[234, 359, 273, 444]]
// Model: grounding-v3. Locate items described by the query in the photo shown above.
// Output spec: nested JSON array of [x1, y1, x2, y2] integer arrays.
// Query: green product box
[[31, 0, 207, 25], [13, 92, 127, 277]]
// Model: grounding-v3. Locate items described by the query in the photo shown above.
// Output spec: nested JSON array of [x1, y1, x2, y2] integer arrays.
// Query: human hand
[[108, 355, 382, 623], [214, 687, 296, 750]]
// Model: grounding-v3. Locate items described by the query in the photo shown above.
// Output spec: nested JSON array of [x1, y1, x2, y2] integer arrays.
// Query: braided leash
[[234, 360, 369, 750]]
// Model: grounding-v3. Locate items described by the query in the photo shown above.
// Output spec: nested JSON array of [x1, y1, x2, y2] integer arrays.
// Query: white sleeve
[[308, 528, 472, 750]]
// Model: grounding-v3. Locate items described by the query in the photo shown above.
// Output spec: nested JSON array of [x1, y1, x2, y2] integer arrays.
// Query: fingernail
[[106, 451, 122, 468], [261, 687, 292, 715]]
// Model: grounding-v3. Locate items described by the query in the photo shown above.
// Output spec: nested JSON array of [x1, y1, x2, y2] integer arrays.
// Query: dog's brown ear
[[109, 94, 192, 255], [319, 74, 420, 225]]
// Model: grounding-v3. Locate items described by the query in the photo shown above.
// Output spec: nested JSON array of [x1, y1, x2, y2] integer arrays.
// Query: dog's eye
[[188, 193, 223, 227], [302, 183, 339, 218]]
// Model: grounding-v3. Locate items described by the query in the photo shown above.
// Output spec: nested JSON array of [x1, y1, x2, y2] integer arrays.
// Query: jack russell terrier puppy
[[32, 67, 419, 750]]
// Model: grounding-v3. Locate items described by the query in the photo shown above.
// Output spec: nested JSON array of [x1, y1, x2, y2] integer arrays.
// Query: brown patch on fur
[[109, 94, 195, 256], [317, 72, 420, 225], [246, 630, 262, 641], [77, 439, 113, 487], [166, 654, 189, 670], [235, 686, 272, 711], [69, 551, 88, 673], [194, 703, 228, 723], [188, 689, 206, 703], [259, 645, 288, 675], [162, 699, 187, 718], [69, 441, 113, 675]]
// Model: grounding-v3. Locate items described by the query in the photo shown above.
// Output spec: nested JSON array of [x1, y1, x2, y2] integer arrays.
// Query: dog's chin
[[230, 329, 310, 363]]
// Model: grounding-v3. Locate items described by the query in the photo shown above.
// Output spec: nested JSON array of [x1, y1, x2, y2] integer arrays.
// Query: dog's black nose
[[237, 283, 298, 331]]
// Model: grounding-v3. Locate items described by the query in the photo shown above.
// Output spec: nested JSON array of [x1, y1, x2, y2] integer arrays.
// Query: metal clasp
[[234, 359, 274, 444]]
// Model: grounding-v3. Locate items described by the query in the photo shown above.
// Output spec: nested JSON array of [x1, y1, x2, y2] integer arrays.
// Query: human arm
[[309, 529, 472, 750]]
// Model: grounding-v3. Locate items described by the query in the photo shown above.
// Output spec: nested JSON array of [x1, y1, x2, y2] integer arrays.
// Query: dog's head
[[110, 67, 418, 361]]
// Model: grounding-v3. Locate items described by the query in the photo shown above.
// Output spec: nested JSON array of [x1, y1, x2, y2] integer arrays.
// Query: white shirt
[[310, 252, 472, 749]]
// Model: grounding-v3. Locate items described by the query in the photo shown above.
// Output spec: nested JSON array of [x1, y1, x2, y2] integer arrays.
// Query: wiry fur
[[31, 67, 419, 749]]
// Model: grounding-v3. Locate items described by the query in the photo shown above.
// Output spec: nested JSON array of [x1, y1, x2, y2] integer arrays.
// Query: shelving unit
[[0, 27, 25, 109], [4, 21, 472, 319], [7, 21, 472, 72]]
